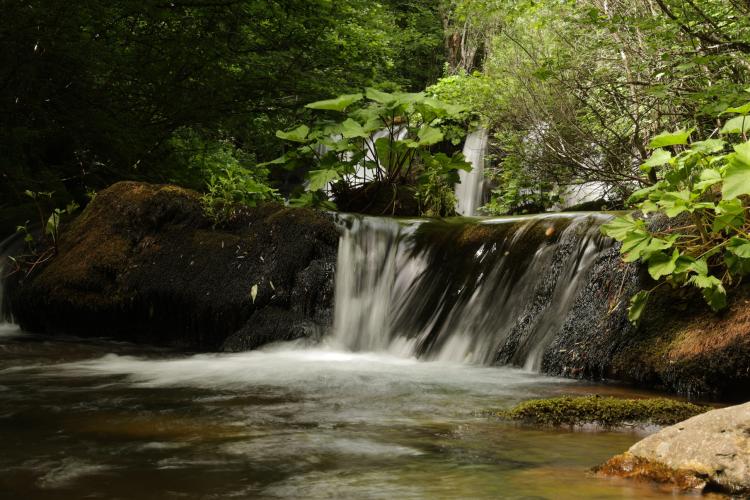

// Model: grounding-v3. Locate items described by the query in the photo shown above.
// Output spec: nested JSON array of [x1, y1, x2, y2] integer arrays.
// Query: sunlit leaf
[[276, 125, 310, 143], [720, 115, 750, 135], [722, 157, 750, 199], [722, 102, 750, 115], [306, 93, 363, 111], [647, 249, 679, 280], [640, 148, 671, 172], [307, 168, 341, 191], [648, 128, 694, 149], [365, 87, 396, 104]]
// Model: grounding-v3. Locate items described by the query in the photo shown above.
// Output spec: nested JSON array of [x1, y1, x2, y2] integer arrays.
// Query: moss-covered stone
[[492, 396, 710, 428], [5, 181, 339, 350]]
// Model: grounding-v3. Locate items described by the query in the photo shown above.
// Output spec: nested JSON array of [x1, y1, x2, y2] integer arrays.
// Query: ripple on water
[[35, 458, 112, 489]]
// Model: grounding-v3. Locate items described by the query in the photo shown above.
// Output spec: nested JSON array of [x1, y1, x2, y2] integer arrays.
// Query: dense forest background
[[2, 0, 750, 234]]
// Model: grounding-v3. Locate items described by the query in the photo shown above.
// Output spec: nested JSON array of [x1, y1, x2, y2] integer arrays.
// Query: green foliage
[[201, 163, 279, 224], [1, 0, 444, 228], [269, 89, 470, 214], [602, 108, 750, 321], [416, 152, 471, 216], [443, 0, 750, 214]]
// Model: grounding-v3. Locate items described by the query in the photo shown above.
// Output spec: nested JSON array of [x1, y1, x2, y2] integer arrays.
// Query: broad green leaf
[[694, 168, 721, 191], [727, 237, 750, 258], [393, 91, 425, 106], [735, 140, 750, 166], [713, 198, 745, 233], [648, 128, 694, 149], [306, 93, 363, 111], [720, 115, 750, 135], [689, 139, 726, 154], [689, 273, 722, 289], [657, 190, 691, 217], [258, 152, 293, 167], [621, 229, 652, 262], [722, 102, 750, 115], [627, 184, 661, 203], [673, 254, 696, 275], [722, 158, 750, 199], [690, 258, 708, 276], [600, 215, 641, 240], [640, 149, 671, 172], [340, 118, 368, 139], [647, 249, 679, 280], [628, 290, 650, 323], [276, 125, 310, 143], [640, 200, 659, 214], [307, 168, 341, 191], [417, 126, 444, 146], [365, 87, 395, 104]]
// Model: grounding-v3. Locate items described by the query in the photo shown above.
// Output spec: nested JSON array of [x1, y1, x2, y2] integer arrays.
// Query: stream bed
[[0, 325, 715, 499]]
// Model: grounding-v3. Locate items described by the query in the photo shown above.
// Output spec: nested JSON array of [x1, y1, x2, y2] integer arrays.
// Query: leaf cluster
[[268, 89, 471, 213], [602, 103, 750, 320]]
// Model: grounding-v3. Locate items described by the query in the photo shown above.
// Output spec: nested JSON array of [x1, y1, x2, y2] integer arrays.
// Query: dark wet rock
[[5, 181, 338, 350], [595, 402, 750, 495], [535, 234, 750, 400]]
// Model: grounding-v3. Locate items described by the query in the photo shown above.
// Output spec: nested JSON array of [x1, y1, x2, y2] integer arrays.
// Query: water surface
[[0, 331, 712, 499]]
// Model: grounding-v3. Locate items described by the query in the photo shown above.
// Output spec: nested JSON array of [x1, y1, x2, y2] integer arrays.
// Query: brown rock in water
[[5, 181, 339, 350], [595, 402, 750, 495]]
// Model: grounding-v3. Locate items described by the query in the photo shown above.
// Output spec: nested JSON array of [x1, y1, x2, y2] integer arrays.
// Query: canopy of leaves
[[0, 0, 444, 229]]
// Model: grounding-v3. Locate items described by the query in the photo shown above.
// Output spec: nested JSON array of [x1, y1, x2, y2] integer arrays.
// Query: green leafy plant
[[601, 106, 750, 322], [266, 88, 471, 214], [201, 162, 279, 223], [416, 152, 470, 217]]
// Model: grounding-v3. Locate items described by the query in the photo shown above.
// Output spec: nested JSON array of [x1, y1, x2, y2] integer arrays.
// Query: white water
[[332, 213, 613, 369], [455, 128, 489, 216], [0, 260, 20, 336]]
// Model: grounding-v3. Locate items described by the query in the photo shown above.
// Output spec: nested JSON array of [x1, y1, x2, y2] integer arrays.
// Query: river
[[0, 324, 714, 499]]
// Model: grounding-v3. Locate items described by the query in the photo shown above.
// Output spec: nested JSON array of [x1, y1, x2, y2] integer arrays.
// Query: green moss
[[493, 396, 710, 428]]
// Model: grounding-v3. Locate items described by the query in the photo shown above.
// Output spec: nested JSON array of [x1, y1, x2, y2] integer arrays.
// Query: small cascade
[[0, 259, 15, 328], [455, 129, 489, 216], [332, 213, 613, 370]]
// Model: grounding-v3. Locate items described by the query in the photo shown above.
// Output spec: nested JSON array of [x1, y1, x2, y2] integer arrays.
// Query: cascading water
[[332, 212, 613, 370], [455, 128, 489, 216]]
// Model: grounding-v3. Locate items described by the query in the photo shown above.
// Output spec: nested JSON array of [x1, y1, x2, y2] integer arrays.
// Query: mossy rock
[[5, 181, 339, 351], [492, 396, 710, 428]]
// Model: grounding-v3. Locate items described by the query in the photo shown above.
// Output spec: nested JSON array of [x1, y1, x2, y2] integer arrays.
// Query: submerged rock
[[595, 402, 750, 495], [5, 181, 338, 350]]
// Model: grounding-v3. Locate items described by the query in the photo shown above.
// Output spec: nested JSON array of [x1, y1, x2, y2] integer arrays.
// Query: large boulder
[[5, 181, 339, 350], [596, 402, 750, 495]]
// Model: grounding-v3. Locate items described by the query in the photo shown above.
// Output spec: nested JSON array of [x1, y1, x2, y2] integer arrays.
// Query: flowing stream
[[0, 215, 707, 499]]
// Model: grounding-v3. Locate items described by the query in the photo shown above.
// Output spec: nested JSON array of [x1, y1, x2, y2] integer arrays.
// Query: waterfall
[[455, 129, 489, 216], [332, 213, 613, 370], [0, 233, 24, 326]]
